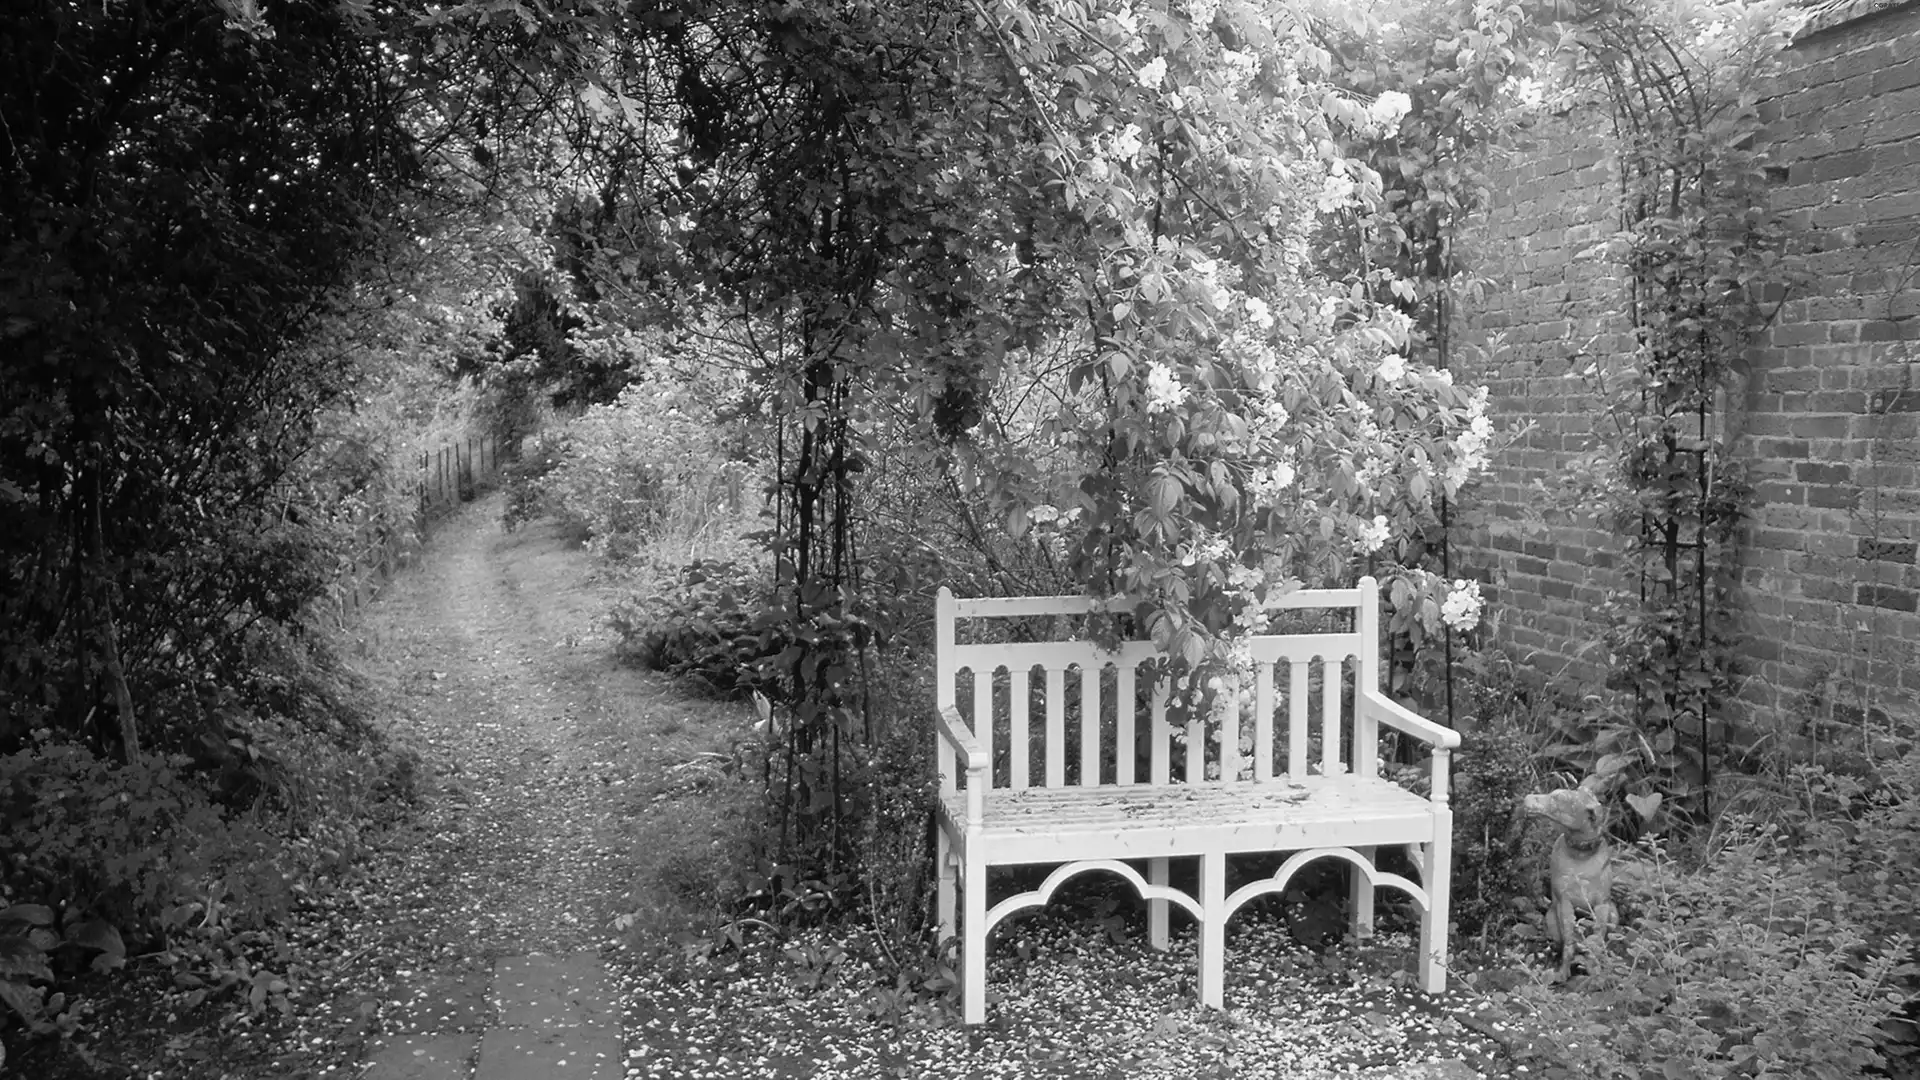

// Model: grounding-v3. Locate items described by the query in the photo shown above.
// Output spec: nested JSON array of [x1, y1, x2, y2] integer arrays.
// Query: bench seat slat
[[939, 776, 1434, 864]]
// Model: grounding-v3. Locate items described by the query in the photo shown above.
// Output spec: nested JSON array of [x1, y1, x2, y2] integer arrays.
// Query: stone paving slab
[[387, 970, 494, 1032], [361, 1032, 481, 1080], [494, 951, 608, 1027], [473, 1025, 623, 1080]]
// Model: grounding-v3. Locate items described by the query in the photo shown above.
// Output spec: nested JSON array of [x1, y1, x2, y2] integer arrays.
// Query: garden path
[[333, 495, 694, 1080]]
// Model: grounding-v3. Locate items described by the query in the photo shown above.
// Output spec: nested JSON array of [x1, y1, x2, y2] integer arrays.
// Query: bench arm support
[[1357, 688, 1459, 805], [937, 705, 989, 828], [1357, 688, 1461, 749]]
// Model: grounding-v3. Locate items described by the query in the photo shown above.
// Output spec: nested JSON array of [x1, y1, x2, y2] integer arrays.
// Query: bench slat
[[1080, 665, 1102, 786], [1320, 657, 1341, 775], [1244, 634, 1362, 666], [1115, 666, 1137, 784], [1253, 662, 1274, 781], [1010, 666, 1030, 790], [1218, 672, 1240, 782], [1150, 679, 1170, 785], [973, 670, 994, 784], [1288, 659, 1309, 777], [1186, 705, 1204, 784], [1045, 666, 1065, 788], [951, 640, 1163, 670]]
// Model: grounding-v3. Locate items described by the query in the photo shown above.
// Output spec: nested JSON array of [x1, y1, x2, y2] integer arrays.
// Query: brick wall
[[1454, 0, 1920, 734]]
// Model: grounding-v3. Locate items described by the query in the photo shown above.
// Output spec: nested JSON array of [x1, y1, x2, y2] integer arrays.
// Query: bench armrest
[[936, 705, 990, 774], [1357, 688, 1461, 750], [1357, 688, 1458, 806], [937, 705, 990, 830]]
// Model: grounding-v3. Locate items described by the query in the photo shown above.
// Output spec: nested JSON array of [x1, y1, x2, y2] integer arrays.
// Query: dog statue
[[1523, 782, 1618, 981]]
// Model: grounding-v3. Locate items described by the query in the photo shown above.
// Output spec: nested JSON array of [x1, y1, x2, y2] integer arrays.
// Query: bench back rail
[[936, 577, 1452, 808]]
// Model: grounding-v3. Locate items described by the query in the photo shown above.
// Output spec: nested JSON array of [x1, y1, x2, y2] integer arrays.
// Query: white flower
[[1369, 90, 1413, 129], [1444, 387, 1495, 495], [1316, 165, 1357, 213], [1355, 514, 1391, 555], [1440, 579, 1483, 633], [1145, 361, 1187, 413], [1249, 458, 1296, 506], [1244, 296, 1274, 330], [1376, 353, 1407, 383], [1183, 0, 1219, 29], [1137, 57, 1168, 89], [1219, 48, 1259, 86], [1110, 123, 1144, 164]]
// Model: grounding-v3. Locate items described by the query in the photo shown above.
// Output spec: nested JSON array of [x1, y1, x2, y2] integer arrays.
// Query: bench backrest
[[936, 577, 1387, 793]]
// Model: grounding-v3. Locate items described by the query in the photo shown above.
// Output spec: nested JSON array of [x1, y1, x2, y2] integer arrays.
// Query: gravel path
[[305, 496, 742, 1080]]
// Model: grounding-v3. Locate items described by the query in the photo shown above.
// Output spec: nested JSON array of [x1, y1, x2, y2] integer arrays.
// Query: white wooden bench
[[933, 576, 1459, 1024]]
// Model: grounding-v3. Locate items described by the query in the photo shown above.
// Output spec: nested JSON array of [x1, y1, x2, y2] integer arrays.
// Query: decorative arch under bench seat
[[932, 577, 1461, 1025]]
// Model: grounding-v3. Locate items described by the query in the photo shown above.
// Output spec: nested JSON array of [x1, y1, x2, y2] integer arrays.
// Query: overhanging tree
[[0, 0, 430, 757]]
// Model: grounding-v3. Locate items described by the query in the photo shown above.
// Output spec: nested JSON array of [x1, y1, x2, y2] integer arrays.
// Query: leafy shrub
[[0, 735, 302, 1043], [611, 559, 779, 698], [0, 738, 287, 934], [851, 701, 939, 975], [1512, 819, 1909, 1080], [1446, 720, 1545, 940], [507, 380, 750, 560]]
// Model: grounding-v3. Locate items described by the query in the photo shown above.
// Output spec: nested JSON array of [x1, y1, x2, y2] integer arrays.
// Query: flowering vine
[[940, 0, 1501, 678]]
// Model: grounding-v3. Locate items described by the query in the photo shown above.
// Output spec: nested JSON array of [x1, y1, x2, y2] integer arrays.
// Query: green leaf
[[0, 906, 54, 928], [1596, 751, 1636, 777], [0, 977, 44, 1023], [64, 918, 124, 960], [1149, 474, 1181, 517]]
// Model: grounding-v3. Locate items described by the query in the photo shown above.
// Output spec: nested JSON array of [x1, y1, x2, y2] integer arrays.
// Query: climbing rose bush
[[950, 0, 1498, 671]]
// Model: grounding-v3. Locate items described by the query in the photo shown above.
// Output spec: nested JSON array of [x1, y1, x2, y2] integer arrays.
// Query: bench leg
[[1197, 852, 1226, 1010], [936, 827, 956, 945], [963, 855, 988, 1024], [1349, 845, 1376, 941], [1420, 813, 1453, 993], [1147, 857, 1170, 951]]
